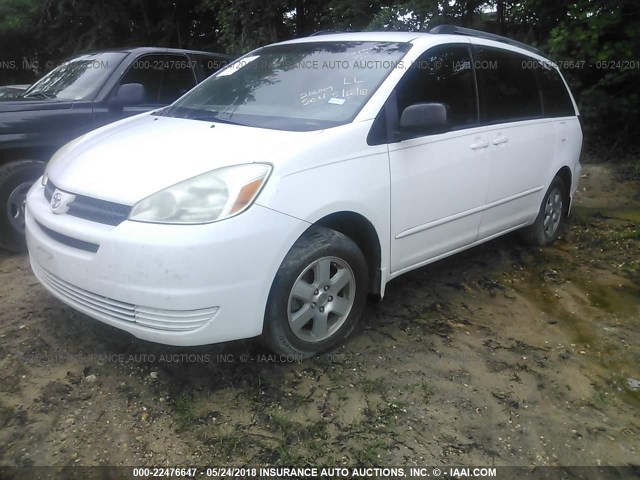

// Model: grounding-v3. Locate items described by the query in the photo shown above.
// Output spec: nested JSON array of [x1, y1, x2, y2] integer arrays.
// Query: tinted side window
[[395, 45, 478, 132], [118, 54, 196, 105], [474, 47, 542, 123], [158, 58, 197, 103], [119, 56, 163, 104], [537, 64, 575, 117]]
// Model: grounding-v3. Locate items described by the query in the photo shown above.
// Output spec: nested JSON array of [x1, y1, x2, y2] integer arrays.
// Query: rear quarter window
[[536, 63, 576, 117]]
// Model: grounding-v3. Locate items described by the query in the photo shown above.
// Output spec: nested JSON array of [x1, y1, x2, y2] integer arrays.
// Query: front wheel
[[0, 160, 45, 252], [519, 176, 568, 246], [262, 226, 369, 359]]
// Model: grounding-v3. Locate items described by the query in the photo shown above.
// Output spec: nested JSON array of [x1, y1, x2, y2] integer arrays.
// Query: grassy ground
[[0, 164, 638, 468]]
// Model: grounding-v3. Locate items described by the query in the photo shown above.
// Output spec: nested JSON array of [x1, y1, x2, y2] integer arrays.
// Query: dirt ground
[[0, 164, 638, 471]]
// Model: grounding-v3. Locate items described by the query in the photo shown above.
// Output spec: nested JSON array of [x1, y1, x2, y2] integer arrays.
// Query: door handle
[[470, 141, 489, 150], [492, 136, 509, 145]]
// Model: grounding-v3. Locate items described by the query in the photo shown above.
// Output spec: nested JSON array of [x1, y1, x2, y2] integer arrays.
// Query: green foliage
[[0, 0, 40, 32], [367, 1, 439, 31], [549, 0, 640, 158], [0, 0, 638, 154], [0, 0, 225, 83], [204, 0, 292, 54]]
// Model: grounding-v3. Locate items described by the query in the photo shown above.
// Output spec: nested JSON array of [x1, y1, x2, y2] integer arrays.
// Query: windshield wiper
[[160, 106, 243, 125], [206, 115, 242, 126], [22, 91, 57, 100], [152, 106, 170, 117]]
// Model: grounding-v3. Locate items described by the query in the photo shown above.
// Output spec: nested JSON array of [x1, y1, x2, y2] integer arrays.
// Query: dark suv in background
[[0, 47, 230, 251]]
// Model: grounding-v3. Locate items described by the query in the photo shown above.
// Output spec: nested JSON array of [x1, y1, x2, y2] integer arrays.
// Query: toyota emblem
[[50, 189, 76, 214]]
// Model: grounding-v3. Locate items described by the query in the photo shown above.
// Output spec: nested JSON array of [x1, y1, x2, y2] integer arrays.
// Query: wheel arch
[[554, 165, 573, 215], [555, 165, 572, 195], [312, 211, 382, 296]]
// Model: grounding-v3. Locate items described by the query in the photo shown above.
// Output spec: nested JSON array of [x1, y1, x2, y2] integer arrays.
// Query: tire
[[0, 160, 45, 252], [519, 176, 568, 246], [262, 226, 369, 359]]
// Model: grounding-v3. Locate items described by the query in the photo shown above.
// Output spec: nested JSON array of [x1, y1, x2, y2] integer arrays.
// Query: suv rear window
[[474, 47, 542, 124]]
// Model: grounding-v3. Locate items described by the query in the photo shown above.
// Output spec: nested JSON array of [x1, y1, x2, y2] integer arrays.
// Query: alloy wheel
[[287, 256, 356, 342]]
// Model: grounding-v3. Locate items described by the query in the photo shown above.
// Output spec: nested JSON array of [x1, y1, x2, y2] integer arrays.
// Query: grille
[[44, 181, 131, 226], [33, 263, 218, 332], [44, 181, 55, 202], [35, 220, 99, 253]]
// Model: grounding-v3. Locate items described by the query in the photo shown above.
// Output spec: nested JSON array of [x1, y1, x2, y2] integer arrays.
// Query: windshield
[[21, 52, 128, 101], [161, 41, 411, 131]]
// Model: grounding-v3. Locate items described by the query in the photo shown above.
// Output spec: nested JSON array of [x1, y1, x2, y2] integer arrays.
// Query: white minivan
[[26, 27, 583, 358]]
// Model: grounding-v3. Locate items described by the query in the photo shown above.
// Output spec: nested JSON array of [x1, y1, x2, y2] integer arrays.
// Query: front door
[[388, 44, 490, 275]]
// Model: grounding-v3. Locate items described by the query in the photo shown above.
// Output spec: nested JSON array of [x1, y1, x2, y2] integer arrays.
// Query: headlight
[[129, 163, 271, 224]]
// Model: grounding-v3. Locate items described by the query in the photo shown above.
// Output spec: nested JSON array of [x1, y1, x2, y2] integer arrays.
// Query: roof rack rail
[[309, 30, 344, 37], [429, 25, 542, 55]]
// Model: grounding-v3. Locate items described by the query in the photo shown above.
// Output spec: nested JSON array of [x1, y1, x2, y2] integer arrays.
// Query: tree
[[549, 0, 640, 157], [202, 0, 292, 54], [0, 0, 42, 83], [0, 0, 638, 155]]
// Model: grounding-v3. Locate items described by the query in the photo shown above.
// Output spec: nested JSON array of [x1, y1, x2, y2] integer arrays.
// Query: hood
[[0, 99, 73, 113], [48, 114, 323, 205]]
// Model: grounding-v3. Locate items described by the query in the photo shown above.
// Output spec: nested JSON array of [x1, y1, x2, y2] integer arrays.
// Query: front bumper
[[26, 182, 309, 346]]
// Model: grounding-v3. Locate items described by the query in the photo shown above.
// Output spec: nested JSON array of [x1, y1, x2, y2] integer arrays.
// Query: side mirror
[[399, 102, 449, 136], [110, 83, 146, 107]]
